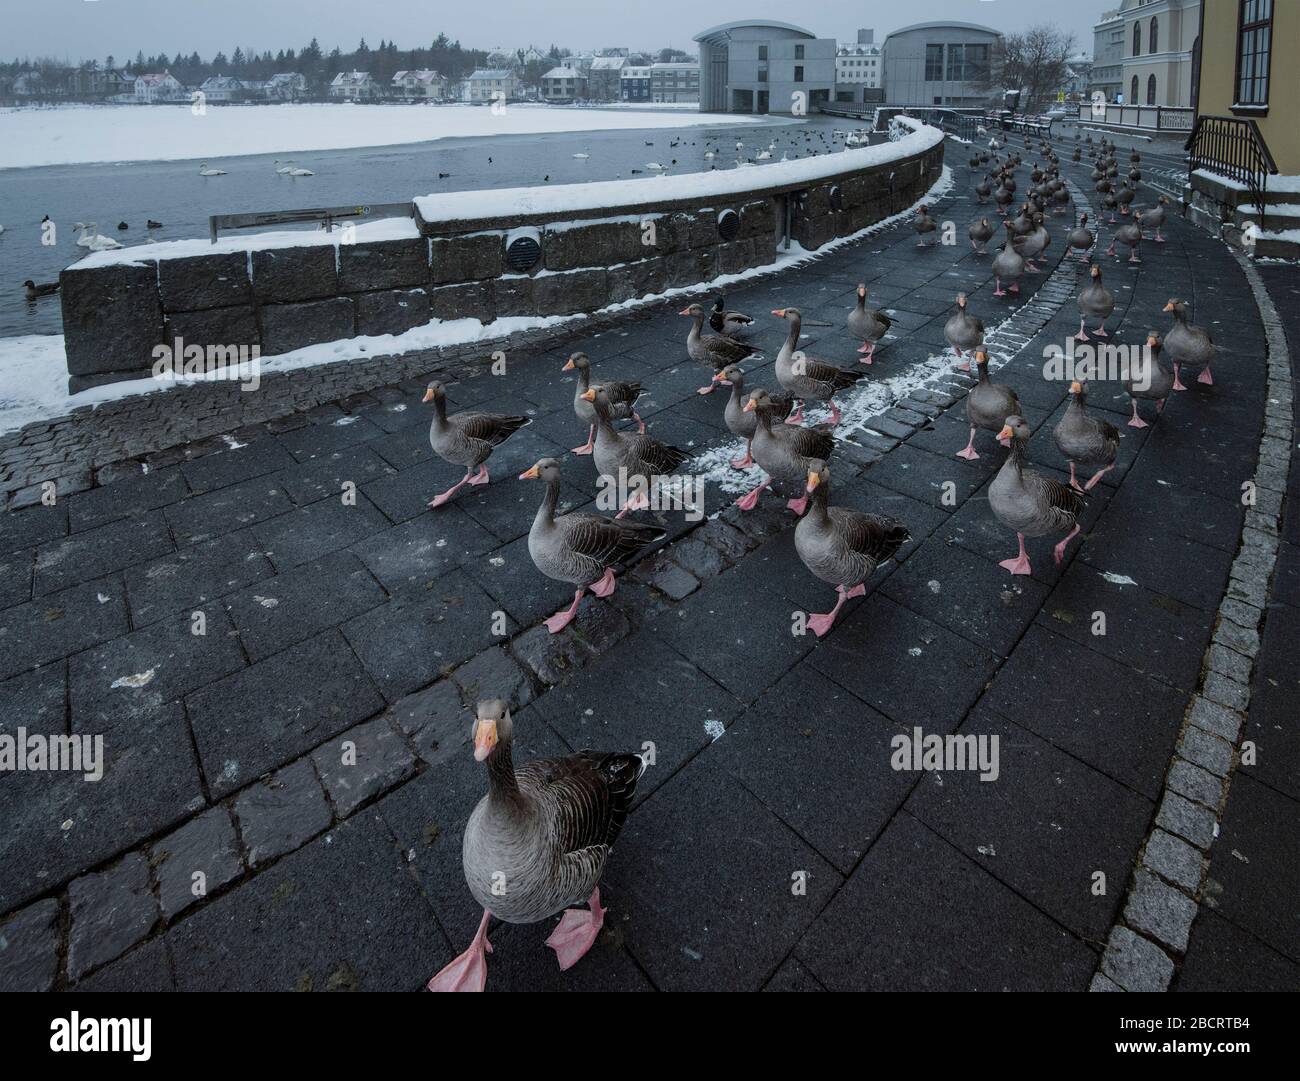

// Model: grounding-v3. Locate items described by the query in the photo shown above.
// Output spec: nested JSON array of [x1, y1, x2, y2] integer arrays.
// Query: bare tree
[[990, 25, 1076, 113]]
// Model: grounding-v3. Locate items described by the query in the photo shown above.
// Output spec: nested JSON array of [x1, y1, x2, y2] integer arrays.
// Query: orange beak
[[473, 717, 498, 762], [678, 307, 692, 316], [742, 399, 756, 413], [580, 388, 596, 402], [772, 309, 786, 317], [421, 389, 434, 403], [562, 358, 575, 370], [806, 470, 821, 493], [997, 424, 1013, 441], [518, 464, 540, 480], [1162, 301, 1174, 312], [1069, 381, 1082, 394]]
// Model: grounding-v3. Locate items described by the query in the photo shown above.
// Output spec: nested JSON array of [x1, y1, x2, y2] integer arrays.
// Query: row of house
[[538, 61, 702, 103]]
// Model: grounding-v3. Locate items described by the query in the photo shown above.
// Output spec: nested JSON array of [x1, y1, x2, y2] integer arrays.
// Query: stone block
[[493, 276, 536, 318], [165, 306, 261, 354], [356, 287, 431, 337], [233, 758, 332, 868], [67, 853, 158, 979], [739, 198, 776, 239], [665, 247, 718, 289], [251, 245, 338, 303], [259, 297, 355, 355], [533, 268, 608, 315], [429, 280, 496, 323], [543, 219, 646, 271], [794, 213, 837, 251], [429, 232, 504, 283], [717, 238, 761, 275], [654, 211, 694, 254], [607, 257, 668, 303], [150, 807, 243, 919], [338, 238, 428, 292], [158, 252, 252, 311], [60, 262, 164, 377]]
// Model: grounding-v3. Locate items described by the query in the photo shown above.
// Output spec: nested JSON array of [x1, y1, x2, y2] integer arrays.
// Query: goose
[[944, 293, 984, 372], [197, 161, 227, 176], [913, 204, 937, 247], [709, 297, 754, 337], [1014, 214, 1050, 272], [989, 415, 1084, 575], [426, 698, 646, 991], [956, 350, 1020, 461], [974, 176, 992, 203], [736, 389, 836, 515], [794, 459, 910, 637], [1076, 264, 1114, 340], [1163, 299, 1216, 387], [680, 302, 760, 393], [712, 364, 794, 468], [1053, 381, 1120, 490], [1125, 332, 1174, 427], [23, 279, 60, 300], [422, 380, 530, 507], [772, 307, 863, 426], [1066, 213, 1094, 260], [563, 352, 644, 455], [518, 457, 665, 632], [991, 234, 1024, 296], [582, 385, 689, 518], [968, 216, 994, 254], [1142, 195, 1169, 243], [846, 284, 891, 364]]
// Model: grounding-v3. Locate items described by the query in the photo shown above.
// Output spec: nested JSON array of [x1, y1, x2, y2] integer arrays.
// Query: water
[[1, 113, 857, 337]]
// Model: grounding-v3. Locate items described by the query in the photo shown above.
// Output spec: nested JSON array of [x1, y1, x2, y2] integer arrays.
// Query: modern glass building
[[694, 20, 835, 114], [880, 21, 1002, 108]]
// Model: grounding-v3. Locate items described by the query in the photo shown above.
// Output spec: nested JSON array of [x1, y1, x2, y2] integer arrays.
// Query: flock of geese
[[422, 125, 1224, 991]]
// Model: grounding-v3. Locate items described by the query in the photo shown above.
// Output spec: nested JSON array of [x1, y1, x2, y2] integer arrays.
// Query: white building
[[587, 56, 626, 100], [329, 71, 380, 100], [837, 29, 882, 89], [694, 20, 836, 114], [134, 71, 185, 103], [392, 69, 448, 101], [650, 62, 700, 103], [540, 66, 587, 103], [198, 75, 244, 103], [263, 73, 307, 101], [466, 68, 520, 103], [881, 21, 1002, 108], [1093, 0, 1202, 107]]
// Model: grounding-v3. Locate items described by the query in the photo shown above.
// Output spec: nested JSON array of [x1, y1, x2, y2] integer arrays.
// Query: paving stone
[[352, 510, 499, 594], [763, 957, 826, 992], [0, 573, 128, 682], [311, 716, 417, 817], [1179, 725, 1235, 778], [276, 445, 396, 507], [387, 677, 479, 768], [1143, 828, 1204, 893], [509, 624, 594, 687], [1123, 869, 1197, 953], [1207, 642, 1253, 683], [450, 646, 535, 712], [74, 938, 175, 991], [234, 758, 333, 868], [1100, 926, 1174, 992], [67, 853, 159, 980], [68, 467, 189, 533], [165, 475, 294, 547], [667, 537, 726, 579], [253, 492, 390, 571], [1167, 757, 1226, 809], [33, 511, 174, 596], [1202, 671, 1250, 712], [1157, 790, 1218, 850], [1177, 909, 1300, 992], [124, 528, 275, 627], [796, 812, 1095, 991], [644, 559, 699, 600], [1089, 973, 1123, 991], [0, 547, 34, 610], [275, 414, 386, 463], [0, 899, 60, 992], [187, 630, 385, 796], [147, 808, 242, 923], [1187, 695, 1243, 743], [180, 437, 297, 496]]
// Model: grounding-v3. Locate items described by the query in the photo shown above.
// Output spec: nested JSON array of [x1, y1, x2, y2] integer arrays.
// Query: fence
[[1075, 103, 1195, 132], [1185, 115, 1278, 219]]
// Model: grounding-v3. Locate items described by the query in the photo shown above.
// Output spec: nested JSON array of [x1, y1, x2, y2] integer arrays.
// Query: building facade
[[836, 29, 882, 90], [134, 72, 186, 103], [198, 75, 245, 103], [694, 20, 835, 114], [650, 62, 700, 103], [329, 71, 380, 100], [621, 65, 652, 101], [1090, 9, 1127, 101], [586, 56, 626, 101], [540, 67, 587, 102], [1102, 0, 1202, 106], [880, 21, 1001, 108], [392, 70, 448, 101], [466, 69, 520, 103], [263, 73, 307, 101]]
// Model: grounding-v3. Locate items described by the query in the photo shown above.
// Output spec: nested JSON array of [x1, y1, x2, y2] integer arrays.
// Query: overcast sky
[[7, 0, 1097, 63]]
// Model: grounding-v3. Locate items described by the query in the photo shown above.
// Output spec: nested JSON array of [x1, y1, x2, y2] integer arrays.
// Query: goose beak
[[562, 358, 575, 370], [580, 388, 596, 402], [473, 717, 498, 762], [1069, 381, 1082, 394], [997, 424, 1014, 441], [421, 389, 434, 403], [1162, 301, 1174, 312], [771, 309, 786, 317], [742, 399, 756, 413], [518, 464, 540, 480], [678, 307, 691, 316], [805, 471, 821, 493]]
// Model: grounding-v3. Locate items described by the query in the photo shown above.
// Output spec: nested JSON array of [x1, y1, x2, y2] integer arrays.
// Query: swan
[[572, 152, 590, 160], [198, 162, 227, 176], [756, 149, 771, 160], [74, 222, 93, 247], [645, 162, 667, 171], [80, 223, 122, 251], [286, 164, 314, 176], [703, 149, 716, 160], [273, 159, 294, 174]]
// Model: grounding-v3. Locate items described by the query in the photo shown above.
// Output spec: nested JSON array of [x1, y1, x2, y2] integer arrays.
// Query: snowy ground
[[0, 103, 765, 170]]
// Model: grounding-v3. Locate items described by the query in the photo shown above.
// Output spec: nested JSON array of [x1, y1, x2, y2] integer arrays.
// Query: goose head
[[421, 379, 446, 404], [856, 283, 868, 300], [771, 306, 801, 323], [997, 415, 1031, 444], [518, 456, 561, 484], [956, 292, 968, 310], [1162, 299, 1188, 319], [805, 458, 829, 495], [973, 349, 989, 369], [742, 388, 775, 415], [1069, 380, 1089, 402], [713, 363, 743, 387], [579, 384, 612, 416], [678, 302, 705, 320], [1090, 264, 1103, 283], [471, 699, 512, 762], [562, 351, 589, 373]]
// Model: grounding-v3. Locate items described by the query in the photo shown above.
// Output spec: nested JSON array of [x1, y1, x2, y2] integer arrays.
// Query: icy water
[[1, 113, 858, 337]]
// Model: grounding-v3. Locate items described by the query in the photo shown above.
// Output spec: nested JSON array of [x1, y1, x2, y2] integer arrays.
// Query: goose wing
[[558, 512, 663, 566], [828, 509, 911, 562], [454, 411, 531, 446], [625, 433, 690, 474], [781, 425, 837, 460], [518, 751, 646, 853], [1025, 470, 1084, 528]]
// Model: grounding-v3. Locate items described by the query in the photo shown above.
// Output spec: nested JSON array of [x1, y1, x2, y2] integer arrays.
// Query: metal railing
[[1075, 103, 1195, 132], [208, 202, 413, 243], [1185, 115, 1278, 220]]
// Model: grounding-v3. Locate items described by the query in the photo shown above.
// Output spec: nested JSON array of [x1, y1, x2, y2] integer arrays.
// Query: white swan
[[572, 152, 590, 160], [756, 149, 771, 160], [74, 222, 94, 247], [273, 159, 294, 174], [81, 223, 122, 251], [286, 164, 314, 176], [703, 149, 716, 160], [645, 162, 666, 171], [198, 161, 227, 176]]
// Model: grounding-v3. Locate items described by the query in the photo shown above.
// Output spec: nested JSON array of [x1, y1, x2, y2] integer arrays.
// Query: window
[[758, 45, 768, 61], [1133, 22, 1141, 56], [1146, 73, 1156, 103], [1130, 75, 1139, 103], [1149, 17, 1158, 52], [758, 68, 767, 82], [795, 44, 804, 59], [794, 65, 804, 82], [946, 44, 964, 81], [925, 43, 944, 80], [1235, 0, 1273, 108], [965, 43, 990, 83]]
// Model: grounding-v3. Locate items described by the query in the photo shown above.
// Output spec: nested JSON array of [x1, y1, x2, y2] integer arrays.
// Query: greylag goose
[[710, 297, 754, 337], [1163, 299, 1216, 387], [1076, 264, 1114, 340], [564, 352, 644, 455], [423, 380, 530, 507], [773, 307, 864, 426], [914, 205, 938, 247], [1142, 195, 1169, 243], [1125, 332, 1174, 427], [22, 279, 60, 300], [1014, 215, 1049, 272], [737, 389, 836, 515], [794, 459, 910, 636], [989, 415, 1084, 575], [680, 302, 760, 393], [583, 385, 689, 517], [992, 234, 1024, 297], [713, 364, 793, 468], [426, 699, 646, 991], [1107, 212, 1142, 263], [957, 350, 1020, 461], [1053, 381, 1120, 490], [1067, 214, 1094, 261], [944, 293, 984, 372], [846, 284, 892, 364], [519, 457, 664, 631], [968, 217, 994, 254]]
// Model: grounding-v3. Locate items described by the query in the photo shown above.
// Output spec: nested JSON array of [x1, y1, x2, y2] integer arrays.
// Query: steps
[[1189, 170, 1300, 261]]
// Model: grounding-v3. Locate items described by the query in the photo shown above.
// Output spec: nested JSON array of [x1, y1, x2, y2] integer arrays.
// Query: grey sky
[[7, 0, 1096, 63]]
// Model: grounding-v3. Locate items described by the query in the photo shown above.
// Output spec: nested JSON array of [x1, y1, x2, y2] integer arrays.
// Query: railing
[[208, 202, 413, 243], [1075, 103, 1195, 131], [1185, 115, 1278, 220]]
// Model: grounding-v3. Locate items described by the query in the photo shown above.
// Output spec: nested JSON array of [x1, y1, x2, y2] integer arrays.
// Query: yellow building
[[1188, 0, 1299, 257]]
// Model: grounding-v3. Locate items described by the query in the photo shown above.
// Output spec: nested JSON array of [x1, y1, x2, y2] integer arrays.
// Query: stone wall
[[59, 138, 945, 392]]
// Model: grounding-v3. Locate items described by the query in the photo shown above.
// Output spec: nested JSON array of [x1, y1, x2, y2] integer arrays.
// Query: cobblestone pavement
[[1, 133, 1295, 992]]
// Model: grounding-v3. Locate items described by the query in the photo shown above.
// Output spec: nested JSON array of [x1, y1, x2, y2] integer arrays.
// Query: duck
[[772, 307, 863, 426], [914, 204, 938, 247], [1107, 212, 1142, 263], [147, 219, 163, 229], [422, 380, 530, 507], [956, 350, 1020, 461], [1142, 195, 1169, 243], [116, 221, 129, 231], [197, 162, 227, 176], [991, 233, 1024, 297], [518, 457, 665, 632], [736, 389, 836, 515], [1053, 381, 1120, 491], [968, 216, 994, 254], [1066, 213, 1094, 260], [1163, 299, 1217, 387], [712, 364, 794, 468], [680, 302, 760, 393], [944, 293, 984, 372], [1076, 264, 1114, 340], [1125, 332, 1175, 427], [582, 385, 690, 517], [794, 459, 910, 636], [709, 297, 754, 337], [989, 415, 1084, 575], [846, 284, 892, 363], [563, 352, 644, 455], [425, 697, 647, 991], [23, 279, 60, 300]]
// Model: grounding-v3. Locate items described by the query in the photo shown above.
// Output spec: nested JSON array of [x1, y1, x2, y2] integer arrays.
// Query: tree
[[989, 25, 1075, 113]]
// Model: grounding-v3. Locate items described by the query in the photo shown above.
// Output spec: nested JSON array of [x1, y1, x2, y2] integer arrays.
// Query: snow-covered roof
[[469, 69, 515, 80], [330, 71, 375, 86], [542, 67, 584, 80], [590, 57, 626, 70]]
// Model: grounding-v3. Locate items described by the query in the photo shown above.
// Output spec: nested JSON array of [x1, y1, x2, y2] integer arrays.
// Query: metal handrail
[[208, 202, 413, 243], [1185, 115, 1278, 220]]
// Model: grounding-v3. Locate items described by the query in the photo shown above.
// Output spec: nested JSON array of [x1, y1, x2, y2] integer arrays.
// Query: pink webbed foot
[[1171, 364, 1188, 391], [589, 567, 617, 598], [1068, 462, 1083, 492], [730, 441, 755, 470], [1155, 232, 1166, 244], [427, 910, 492, 992], [824, 402, 843, 427], [735, 480, 768, 511], [993, 280, 1006, 297], [429, 473, 472, 508], [1093, 325, 1108, 338], [999, 553, 1032, 575], [1084, 466, 1112, 491], [572, 425, 596, 454], [1197, 366, 1214, 386], [1127, 408, 1149, 429], [697, 383, 716, 395], [546, 888, 605, 971], [1053, 524, 1081, 566], [955, 427, 980, 460], [544, 589, 585, 634], [806, 584, 864, 638], [467, 466, 490, 487], [786, 496, 808, 516], [615, 491, 650, 519], [784, 405, 804, 426], [1008, 282, 1020, 294]]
